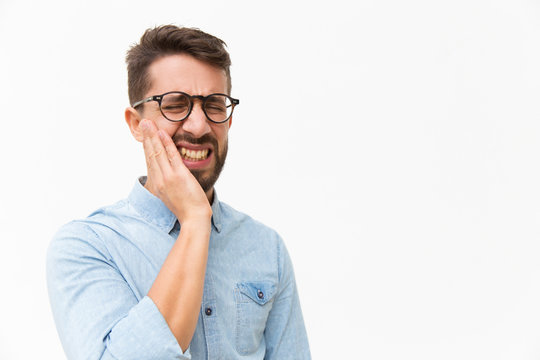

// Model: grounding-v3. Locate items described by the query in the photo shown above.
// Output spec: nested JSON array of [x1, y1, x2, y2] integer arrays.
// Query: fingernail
[[158, 130, 166, 140]]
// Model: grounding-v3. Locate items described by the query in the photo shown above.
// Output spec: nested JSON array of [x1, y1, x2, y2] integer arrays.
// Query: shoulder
[[216, 200, 289, 272], [218, 200, 283, 241], [47, 199, 133, 262]]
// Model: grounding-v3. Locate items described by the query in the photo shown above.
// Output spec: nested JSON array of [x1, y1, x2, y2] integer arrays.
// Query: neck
[[205, 187, 214, 205]]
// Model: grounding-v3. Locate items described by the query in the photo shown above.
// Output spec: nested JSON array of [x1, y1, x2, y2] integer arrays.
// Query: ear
[[228, 116, 233, 129], [125, 107, 144, 142]]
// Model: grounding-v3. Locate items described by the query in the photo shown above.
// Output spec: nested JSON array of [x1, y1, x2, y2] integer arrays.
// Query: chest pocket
[[235, 281, 277, 355]]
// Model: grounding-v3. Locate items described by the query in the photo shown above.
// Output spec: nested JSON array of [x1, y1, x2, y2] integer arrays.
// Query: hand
[[140, 119, 212, 224]]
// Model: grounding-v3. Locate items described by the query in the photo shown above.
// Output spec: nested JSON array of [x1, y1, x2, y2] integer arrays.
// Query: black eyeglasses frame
[[132, 91, 239, 124]]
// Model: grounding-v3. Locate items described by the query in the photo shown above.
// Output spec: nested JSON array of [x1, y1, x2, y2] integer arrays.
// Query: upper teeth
[[180, 147, 209, 160]]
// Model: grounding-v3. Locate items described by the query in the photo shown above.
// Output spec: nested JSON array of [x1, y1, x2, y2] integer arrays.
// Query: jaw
[[189, 166, 218, 195], [175, 137, 228, 194]]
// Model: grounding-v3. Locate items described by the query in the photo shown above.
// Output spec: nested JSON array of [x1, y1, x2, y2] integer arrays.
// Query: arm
[[139, 119, 213, 351], [47, 119, 211, 359], [47, 224, 189, 360], [147, 218, 210, 351], [263, 240, 311, 360]]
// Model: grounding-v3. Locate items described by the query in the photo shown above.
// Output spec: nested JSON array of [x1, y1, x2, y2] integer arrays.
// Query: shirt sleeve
[[46, 221, 191, 360], [263, 238, 311, 360]]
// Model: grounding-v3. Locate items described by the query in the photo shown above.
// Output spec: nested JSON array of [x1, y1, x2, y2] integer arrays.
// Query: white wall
[[1, 0, 540, 358]]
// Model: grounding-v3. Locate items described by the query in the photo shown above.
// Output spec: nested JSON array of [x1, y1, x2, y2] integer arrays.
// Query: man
[[46, 25, 310, 359]]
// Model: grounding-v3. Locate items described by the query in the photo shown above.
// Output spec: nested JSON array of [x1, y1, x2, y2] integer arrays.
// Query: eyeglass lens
[[161, 93, 233, 122]]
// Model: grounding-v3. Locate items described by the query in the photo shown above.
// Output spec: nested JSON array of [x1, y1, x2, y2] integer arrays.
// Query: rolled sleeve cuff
[[104, 296, 191, 359]]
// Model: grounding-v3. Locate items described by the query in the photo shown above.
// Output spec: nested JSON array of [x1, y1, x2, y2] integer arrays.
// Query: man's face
[[137, 54, 231, 193]]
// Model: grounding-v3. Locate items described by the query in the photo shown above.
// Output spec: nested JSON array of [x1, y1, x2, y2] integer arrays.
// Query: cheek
[[214, 127, 229, 149], [157, 121, 180, 137]]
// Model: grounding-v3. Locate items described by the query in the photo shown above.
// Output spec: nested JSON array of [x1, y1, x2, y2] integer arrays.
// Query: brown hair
[[126, 25, 232, 106]]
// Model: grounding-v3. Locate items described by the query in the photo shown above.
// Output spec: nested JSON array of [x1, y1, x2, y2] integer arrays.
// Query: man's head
[[126, 25, 232, 105], [124, 25, 235, 194]]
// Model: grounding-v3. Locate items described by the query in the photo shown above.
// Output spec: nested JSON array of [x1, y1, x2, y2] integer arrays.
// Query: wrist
[[179, 213, 212, 228]]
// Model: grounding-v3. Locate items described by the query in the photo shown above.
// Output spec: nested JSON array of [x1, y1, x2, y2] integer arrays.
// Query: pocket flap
[[237, 281, 277, 305]]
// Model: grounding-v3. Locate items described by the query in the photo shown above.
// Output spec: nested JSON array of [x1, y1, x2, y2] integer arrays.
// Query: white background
[[1, 0, 540, 359]]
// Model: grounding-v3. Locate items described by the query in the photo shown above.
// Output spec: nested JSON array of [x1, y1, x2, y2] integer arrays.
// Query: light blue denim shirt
[[46, 177, 310, 360]]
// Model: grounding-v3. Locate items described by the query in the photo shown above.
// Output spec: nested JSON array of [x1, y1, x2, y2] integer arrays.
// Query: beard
[[173, 132, 228, 193]]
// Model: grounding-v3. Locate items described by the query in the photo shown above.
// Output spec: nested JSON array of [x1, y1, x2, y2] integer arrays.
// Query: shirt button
[[205, 307, 212, 316], [257, 290, 264, 299]]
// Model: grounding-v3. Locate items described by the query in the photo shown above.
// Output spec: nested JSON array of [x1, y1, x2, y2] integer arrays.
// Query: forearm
[[148, 217, 211, 351], [47, 222, 190, 359]]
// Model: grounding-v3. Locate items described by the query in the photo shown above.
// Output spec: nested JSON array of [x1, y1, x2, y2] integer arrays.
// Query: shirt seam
[[69, 220, 115, 262]]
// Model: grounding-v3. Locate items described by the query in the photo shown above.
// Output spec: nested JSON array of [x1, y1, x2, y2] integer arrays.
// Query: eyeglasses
[[132, 91, 239, 124]]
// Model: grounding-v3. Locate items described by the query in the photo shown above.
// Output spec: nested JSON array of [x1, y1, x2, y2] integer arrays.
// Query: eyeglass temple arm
[[132, 96, 159, 108], [225, 99, 240, 109]]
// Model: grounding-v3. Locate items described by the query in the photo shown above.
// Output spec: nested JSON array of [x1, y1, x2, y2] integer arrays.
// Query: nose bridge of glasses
[[189, 94, 207, 109], [182, 96, 212, 134], [186, 95, 208, 121]]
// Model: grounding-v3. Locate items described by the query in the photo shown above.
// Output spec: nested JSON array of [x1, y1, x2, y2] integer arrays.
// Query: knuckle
[[161, 172, 171, 184], [153, 178, 164, 189]]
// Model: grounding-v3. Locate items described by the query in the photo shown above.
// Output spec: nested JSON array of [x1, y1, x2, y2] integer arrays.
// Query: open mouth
[[179, 147, 211, 162]]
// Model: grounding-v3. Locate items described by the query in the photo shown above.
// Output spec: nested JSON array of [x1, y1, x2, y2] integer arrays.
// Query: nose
[[181, 101, 211, 138]]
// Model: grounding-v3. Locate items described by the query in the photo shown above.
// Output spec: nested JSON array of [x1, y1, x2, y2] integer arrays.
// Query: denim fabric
[[47, 177, 310, 360]]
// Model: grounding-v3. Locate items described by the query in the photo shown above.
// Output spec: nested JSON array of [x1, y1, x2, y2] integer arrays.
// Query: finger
[[158, 130, 185, 169], [141, 121, 156, 167], [144, 120, 172, 174], [141, 119, 164, 178]]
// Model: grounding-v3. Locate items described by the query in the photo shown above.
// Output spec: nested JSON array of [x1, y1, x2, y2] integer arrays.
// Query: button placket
[[201, 273, 221, 359]]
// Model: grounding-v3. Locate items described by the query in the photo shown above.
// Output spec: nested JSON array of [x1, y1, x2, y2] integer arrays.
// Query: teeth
[[179, 147, 209, 161]]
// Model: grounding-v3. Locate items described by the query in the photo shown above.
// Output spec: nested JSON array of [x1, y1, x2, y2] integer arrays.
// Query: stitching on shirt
[[76, 222, 131, 285], [68, 221, 113, 260], [277, 236, 283, 292], [234, 286, 243, 353]]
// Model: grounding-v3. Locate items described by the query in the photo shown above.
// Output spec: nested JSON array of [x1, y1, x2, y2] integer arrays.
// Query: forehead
[[146, 54, 228, 96]]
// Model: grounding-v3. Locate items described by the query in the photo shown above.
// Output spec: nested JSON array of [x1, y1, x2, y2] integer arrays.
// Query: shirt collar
[[128, 176, 223, 233], [211, 189, 223, 233]]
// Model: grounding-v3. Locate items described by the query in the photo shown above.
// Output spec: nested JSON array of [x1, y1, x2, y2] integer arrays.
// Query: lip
[[176, 143, 213, 169], [175, 141, 213, 151]]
